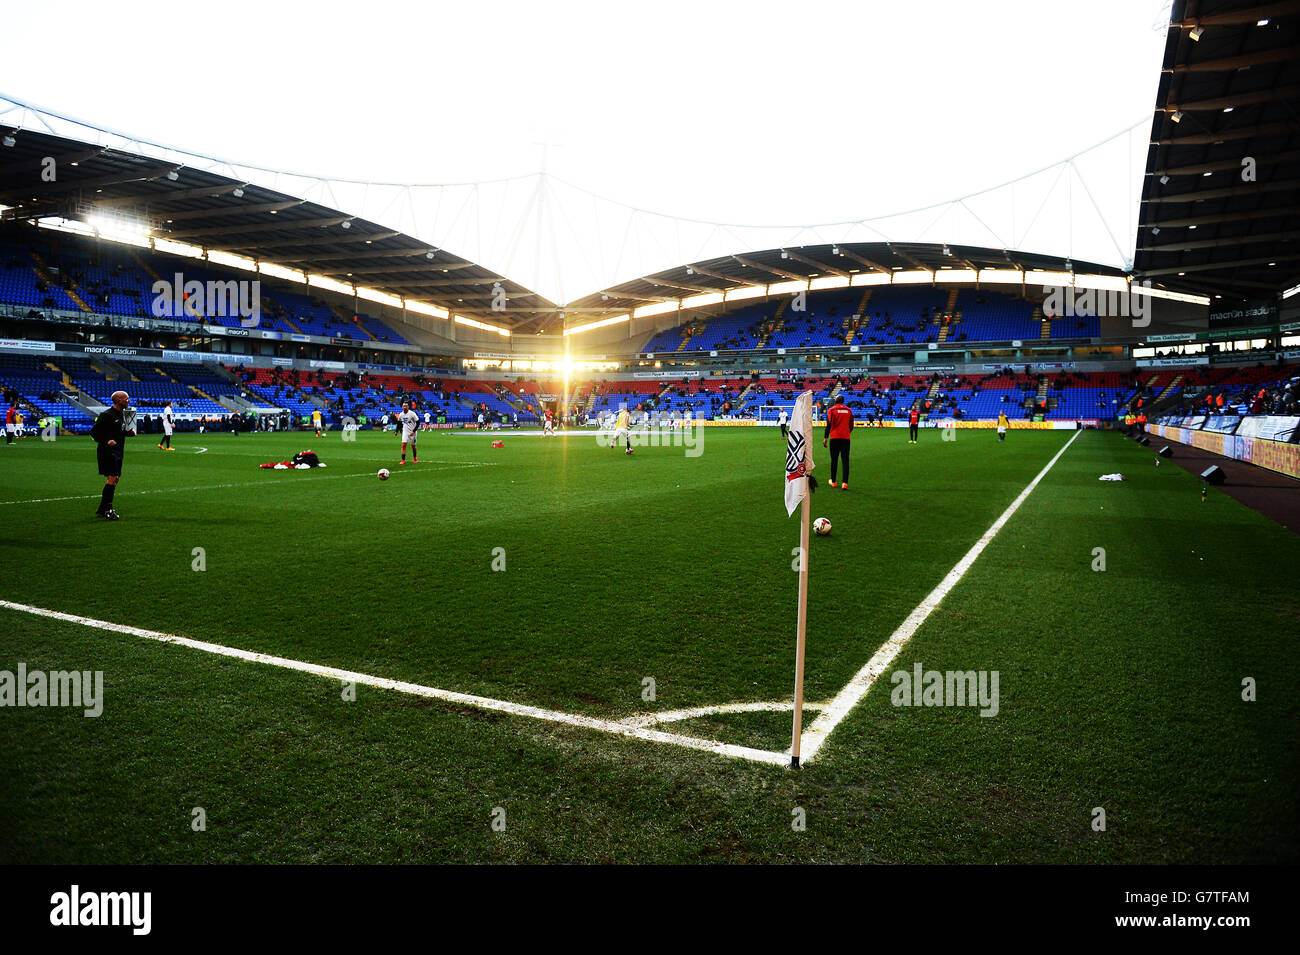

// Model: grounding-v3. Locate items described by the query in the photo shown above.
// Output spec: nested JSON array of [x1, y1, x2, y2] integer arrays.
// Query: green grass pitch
[[1, 426, 1296, 863]]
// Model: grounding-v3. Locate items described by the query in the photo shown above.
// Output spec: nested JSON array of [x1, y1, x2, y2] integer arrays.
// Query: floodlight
[[1189, 25, 1203, 40], [1159, 175, 1169, 184], [2, 135, 15, 147], [1171, 110, 1183, 123]]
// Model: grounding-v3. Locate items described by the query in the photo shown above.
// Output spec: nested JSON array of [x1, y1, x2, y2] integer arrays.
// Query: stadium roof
[[564, 243, 1131, 318], [0, 124, 559, 330], [1133, 0, 1300, 299]]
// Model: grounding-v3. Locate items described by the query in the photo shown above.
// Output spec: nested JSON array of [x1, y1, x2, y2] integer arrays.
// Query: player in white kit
[[397, 402, 419, 465], [158, 401, 176, 450]]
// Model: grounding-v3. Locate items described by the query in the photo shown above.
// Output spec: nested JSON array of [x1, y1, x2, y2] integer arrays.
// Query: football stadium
[[0, 0, 1297, 913]]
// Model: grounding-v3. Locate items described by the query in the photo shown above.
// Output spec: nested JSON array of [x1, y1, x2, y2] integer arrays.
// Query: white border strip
[[0, 599, 789, 766], [798, 429, 1080, 764]]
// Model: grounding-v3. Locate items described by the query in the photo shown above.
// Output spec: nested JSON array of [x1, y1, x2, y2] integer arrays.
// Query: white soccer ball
[[377, 468, 390, 481], [813, 517, 832, 536]]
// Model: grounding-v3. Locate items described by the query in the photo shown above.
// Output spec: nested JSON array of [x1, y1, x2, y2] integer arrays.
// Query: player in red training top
[[822, 395, 854, 490], [908, 404, 920, 444]]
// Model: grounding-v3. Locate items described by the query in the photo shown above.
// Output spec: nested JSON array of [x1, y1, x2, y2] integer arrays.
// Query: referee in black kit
[[91, 390, 135, 520]]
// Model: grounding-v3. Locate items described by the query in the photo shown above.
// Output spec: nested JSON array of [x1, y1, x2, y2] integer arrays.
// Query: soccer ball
[[377, 468, 390, 481], [813, 517, 832, 536]]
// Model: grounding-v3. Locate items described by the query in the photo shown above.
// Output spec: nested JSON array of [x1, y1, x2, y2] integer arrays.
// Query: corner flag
[[784, 390, 815, 768], [784, 391, 815, 516]]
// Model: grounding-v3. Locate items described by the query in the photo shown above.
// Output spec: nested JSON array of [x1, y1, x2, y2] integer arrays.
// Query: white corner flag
[[784, 391, 815, 516], [784, 390, 815, 768]]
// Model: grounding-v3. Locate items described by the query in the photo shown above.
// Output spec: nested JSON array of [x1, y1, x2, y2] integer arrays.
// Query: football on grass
[[377, 468, 390, 481], [813, 517, 832, 536]]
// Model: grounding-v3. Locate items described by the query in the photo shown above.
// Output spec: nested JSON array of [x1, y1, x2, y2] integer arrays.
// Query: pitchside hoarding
[[1236, 416, 1300, 442], [1148, 422, 1300, 480]]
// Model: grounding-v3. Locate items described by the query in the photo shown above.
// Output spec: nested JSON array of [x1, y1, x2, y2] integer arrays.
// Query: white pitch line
[[623, 700, 826, 728], [0, 461, 493, 506], [0, 600, 789, 767], [798, 429, 1082, 765]]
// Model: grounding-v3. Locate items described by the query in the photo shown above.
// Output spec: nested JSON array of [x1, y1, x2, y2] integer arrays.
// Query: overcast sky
[[1, 0, 1173, 301]]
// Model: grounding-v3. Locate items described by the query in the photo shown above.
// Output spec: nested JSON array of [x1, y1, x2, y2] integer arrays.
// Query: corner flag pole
[[791, 483, 810, 768], [783, 388, 814, 769]]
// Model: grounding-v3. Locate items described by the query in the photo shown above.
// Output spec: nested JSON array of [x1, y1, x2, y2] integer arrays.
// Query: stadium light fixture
[[232, 187, 244, 197], [563, 314, 629, 336], [453, 315, 510, 337], [341, 220, 351, 229], [1171, 110, 1183, 123], [2, 135, 15, 147], [633, 301, 679, 319], [1159, 175, 1169, 184], [1188, 25, 1203, 41], [681, 291, 725, 309], [405, 298, 449, 320], [724, 284, 766, 303], [166, 170, 179, 181], [1257, 18, 1269, 26], [810, 275, 851, 291], [1151, 227, 1160, 235], [686, 267, 694, 275], [425, 251, 436, 259], [1222, 106, 1233, 113], [780, 250, 789, 259]]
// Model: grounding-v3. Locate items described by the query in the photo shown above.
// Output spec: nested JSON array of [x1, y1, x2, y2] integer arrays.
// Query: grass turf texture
[[0, 427, 1296, 863]]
